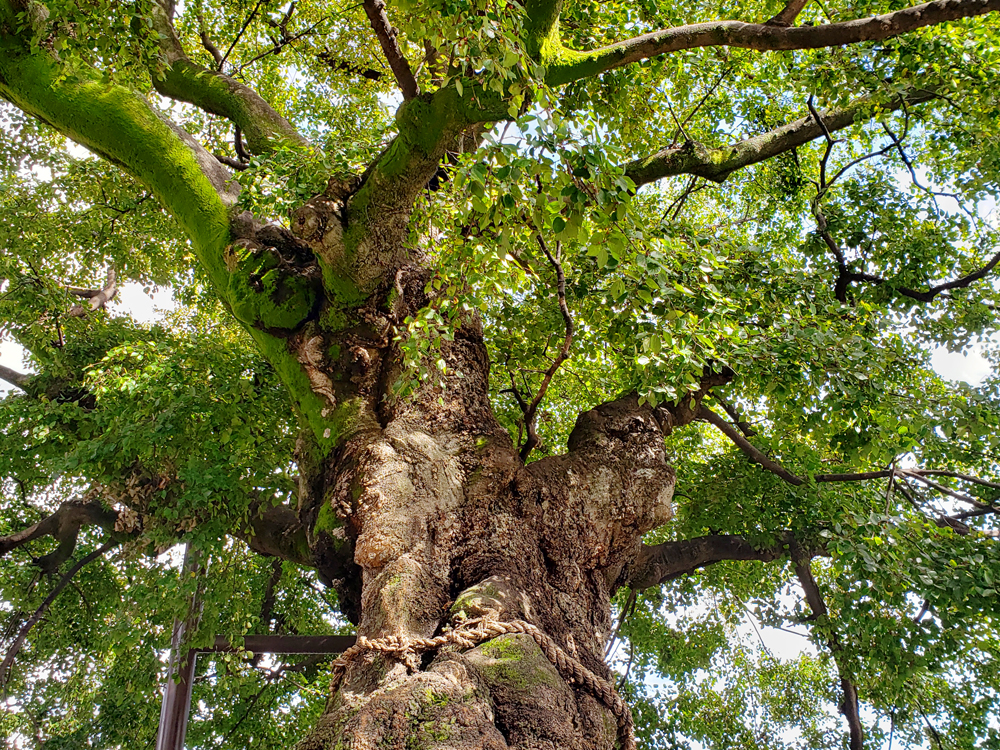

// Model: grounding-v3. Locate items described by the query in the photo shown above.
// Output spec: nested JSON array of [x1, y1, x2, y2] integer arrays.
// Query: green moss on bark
[[154, 60, 307, 154], [0, 24, 232, 291]]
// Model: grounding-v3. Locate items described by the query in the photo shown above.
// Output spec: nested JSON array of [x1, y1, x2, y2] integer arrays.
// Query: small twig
[[605, 589, 637, 659], [0, 540, 118, 691], [678, 66, 732, 135], [235, 14, 331, 74], [220, 0, 266, 70]]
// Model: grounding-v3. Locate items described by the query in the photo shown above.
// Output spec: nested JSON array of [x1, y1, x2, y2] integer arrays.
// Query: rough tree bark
[[4, 0, 1000, 746], [262, 175, 729, 747]]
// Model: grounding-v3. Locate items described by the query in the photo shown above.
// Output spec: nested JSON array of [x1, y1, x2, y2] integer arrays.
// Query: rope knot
[[328, 617, 636, 750]]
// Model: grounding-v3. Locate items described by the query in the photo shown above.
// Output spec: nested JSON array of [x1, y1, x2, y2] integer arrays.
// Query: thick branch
[[66, 269, 117, 318], [340, 88, 493, 293], [0, 363, 29, 390], [523, 0, 564, 58], [237, 502, 313, 568], [793, 552, 864, 750], [0, 540, 118, 690], [625, 91, 933, 187], [629, 533, 804, 589], [545, 0, 1000, 86], [361, 0, 418, 100], [0, 500, 119, 573], [0, 11, 236, 291], [149, 0, 310, 154]]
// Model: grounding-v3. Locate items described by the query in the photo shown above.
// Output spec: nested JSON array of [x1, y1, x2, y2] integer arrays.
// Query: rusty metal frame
[[155, 545, 356, 750]]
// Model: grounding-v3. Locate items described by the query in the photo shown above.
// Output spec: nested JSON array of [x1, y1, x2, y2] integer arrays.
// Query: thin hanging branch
[[0, 540, 118, 691], [792, 550, 864, 750], [519, 235, 574, 462]]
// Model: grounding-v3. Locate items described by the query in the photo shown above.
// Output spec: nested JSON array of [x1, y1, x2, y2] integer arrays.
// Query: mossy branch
[[149, 0, 310, 155], [0, 8, 236, 291], [623, 90, 934, 187], [543, 0, 1000, 86]]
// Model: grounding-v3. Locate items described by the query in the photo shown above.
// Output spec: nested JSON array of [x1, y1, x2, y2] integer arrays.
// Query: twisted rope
[[330, 618, 636, 750]]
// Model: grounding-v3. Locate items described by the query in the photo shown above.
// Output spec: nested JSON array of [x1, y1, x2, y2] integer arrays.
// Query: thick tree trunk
[[279, 237, 688, 748]]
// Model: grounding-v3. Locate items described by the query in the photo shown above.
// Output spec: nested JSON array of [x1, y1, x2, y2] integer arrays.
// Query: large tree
[[2, 0, 1000, 746]]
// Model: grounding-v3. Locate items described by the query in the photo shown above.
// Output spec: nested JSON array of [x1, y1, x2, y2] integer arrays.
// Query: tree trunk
[[279, 225, 686, 748]]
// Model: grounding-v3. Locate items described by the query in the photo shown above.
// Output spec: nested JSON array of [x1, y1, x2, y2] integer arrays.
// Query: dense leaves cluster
[[2, 0, 1000, 747]]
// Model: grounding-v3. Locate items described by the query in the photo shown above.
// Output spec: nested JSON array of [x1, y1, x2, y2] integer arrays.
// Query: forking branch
[[699, 404, 1000, 529], [516, 234, 574, 462]]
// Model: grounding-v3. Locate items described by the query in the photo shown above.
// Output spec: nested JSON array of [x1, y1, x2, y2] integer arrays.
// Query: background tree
[[1, 0, 1000, 747]]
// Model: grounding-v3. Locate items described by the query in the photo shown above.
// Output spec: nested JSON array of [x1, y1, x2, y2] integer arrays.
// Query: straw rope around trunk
[[329, 618, 636, 750]]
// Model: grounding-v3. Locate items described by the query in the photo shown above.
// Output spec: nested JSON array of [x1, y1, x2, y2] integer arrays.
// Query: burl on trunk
[[279, 247, 717, 749]]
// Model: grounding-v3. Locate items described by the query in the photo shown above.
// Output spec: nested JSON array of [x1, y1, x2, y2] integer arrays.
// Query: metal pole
[[156, 545, 202, 750]]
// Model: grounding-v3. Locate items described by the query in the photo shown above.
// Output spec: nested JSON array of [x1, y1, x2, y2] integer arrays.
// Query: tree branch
[[699, 405, 806, 485], [361, 0, 418, 100], [317, 52, 384, 82], [0, 363, 29, 390], [236, 502, 313, 568], [519, 235, 573, 462], [792, 551, 864, 750], [66, 268, 117, 318], [698, 408, 998, 495], [545, 0, 1000, 86], [0, 539, 118, 691], [214, 153, 250, 171], [149, 0, 310, 154], [0, 11, 237, 292], [766, 0, 811, 26], [0, 500, 120, 573], [624, 90, 933, 187], [629, 532, 810, 589]]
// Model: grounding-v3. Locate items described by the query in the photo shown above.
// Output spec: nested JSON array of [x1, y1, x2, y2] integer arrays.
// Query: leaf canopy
[[1, 0, 1000, 746]]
